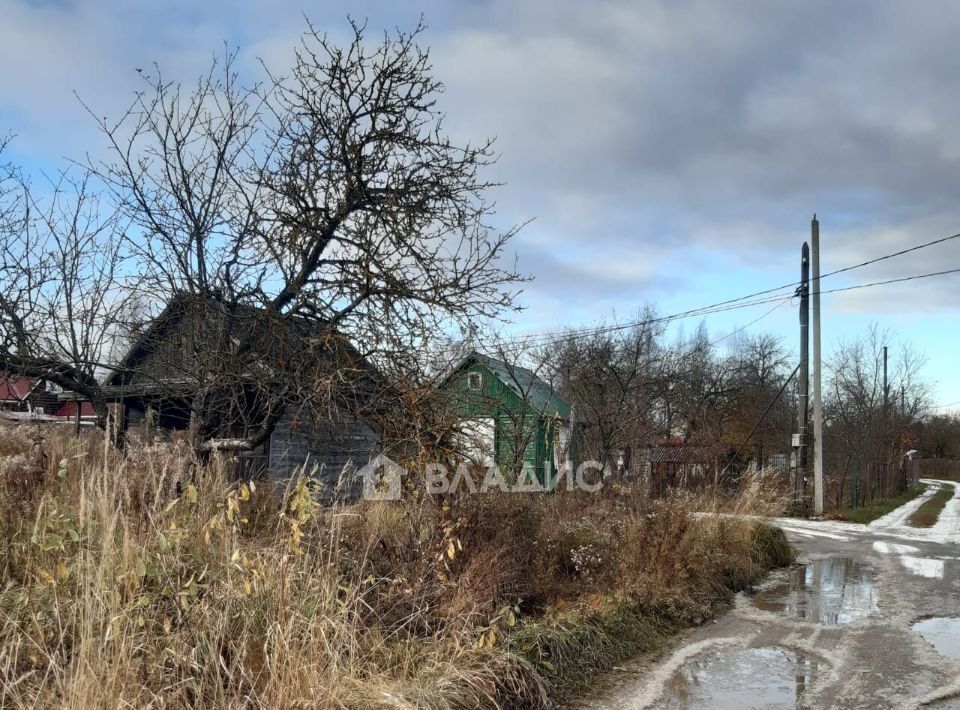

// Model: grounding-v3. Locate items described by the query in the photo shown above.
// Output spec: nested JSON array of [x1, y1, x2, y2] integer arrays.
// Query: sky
[[2, 0, 960, 408]]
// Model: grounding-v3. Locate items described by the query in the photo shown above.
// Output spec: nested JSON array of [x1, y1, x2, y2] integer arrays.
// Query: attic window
[[467, 372, 482, 390]]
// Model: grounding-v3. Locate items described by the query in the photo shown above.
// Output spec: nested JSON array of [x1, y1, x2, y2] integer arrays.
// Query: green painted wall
[[444, 360, 559, 480]]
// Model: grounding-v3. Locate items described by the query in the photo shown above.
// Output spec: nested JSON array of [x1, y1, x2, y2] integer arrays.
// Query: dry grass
[[0, 424, 792, 708], [908, 485, 954, 528], [832, 484, 926, 524]]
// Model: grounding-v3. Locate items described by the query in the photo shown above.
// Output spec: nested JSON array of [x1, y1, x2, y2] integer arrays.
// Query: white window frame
[[467, 372, 483, 390]]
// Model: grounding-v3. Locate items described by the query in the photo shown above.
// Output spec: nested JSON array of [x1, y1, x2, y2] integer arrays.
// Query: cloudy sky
[[3, 0, 960, 407]]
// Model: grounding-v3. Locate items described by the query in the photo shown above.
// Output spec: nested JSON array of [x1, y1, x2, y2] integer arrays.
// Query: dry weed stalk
[[0, 424, 791, 708]]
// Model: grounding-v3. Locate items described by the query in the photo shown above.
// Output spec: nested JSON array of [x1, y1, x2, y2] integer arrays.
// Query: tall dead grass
[[0, 424, 791, 708]]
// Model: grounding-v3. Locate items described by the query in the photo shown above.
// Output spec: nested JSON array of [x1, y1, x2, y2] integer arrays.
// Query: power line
[[816, 266, 960, 297], [494, 293, 793, 350], [818, 230, 960, 283], [707, 297, 793, 347], [931, 399, 960, 410], [481, 263, 960, 354], [485, 229, 960, 350]]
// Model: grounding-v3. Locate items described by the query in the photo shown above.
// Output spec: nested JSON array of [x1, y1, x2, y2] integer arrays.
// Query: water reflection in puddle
[[913, 617, 960, 660], [751, 557, 876, 624], [659, 646, 818, 709]]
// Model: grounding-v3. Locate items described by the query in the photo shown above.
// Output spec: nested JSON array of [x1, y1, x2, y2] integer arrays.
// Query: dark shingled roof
[[645, 445, 713, 465]]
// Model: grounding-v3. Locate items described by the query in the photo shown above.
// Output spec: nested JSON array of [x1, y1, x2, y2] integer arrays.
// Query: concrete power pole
[[812, 215, 824, 516], [883, 345, 889, 408], [795, 242, 810, 507]]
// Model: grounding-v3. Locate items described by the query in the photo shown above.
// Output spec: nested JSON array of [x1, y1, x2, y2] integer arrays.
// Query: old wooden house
[[439, 351, 577, 481], [96, 294, 382, 491]]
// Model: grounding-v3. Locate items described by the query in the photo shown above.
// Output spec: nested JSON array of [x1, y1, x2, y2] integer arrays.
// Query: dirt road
[[586, 480, 960, 709]]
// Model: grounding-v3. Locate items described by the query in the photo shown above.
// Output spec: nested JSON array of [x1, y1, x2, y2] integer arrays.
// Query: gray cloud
[[3, 0, 960, 322], [425, 0, 960, 316]]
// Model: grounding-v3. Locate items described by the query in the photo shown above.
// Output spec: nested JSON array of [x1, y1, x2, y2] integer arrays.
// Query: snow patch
[[872, 541, 920, 555], [867, 480, 960, 545], [775, 520, 854, 542], [899, 556, 945, 579]]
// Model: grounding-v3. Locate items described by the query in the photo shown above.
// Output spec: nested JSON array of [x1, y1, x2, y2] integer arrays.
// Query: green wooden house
[[439, 351, 577, 481]]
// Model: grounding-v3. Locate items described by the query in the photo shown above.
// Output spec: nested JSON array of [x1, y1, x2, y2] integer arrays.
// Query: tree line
[[485, 317, 933, 507]]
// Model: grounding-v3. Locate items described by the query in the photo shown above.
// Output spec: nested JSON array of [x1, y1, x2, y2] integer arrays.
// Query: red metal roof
[[55, 400, 97, 418], [0, 376, 35, 402]]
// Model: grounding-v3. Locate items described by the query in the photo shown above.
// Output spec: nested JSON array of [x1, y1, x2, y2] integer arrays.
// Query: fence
[[912, 458, 960, 481]]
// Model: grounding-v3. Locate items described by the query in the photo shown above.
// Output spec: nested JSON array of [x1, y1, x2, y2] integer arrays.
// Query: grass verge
[[908, 485, 954, 527], [834, 484, 927, 524], [0, 425, 793, 709]]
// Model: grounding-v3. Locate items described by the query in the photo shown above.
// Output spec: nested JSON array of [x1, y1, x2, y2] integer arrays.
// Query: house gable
[[439, 352, 575, 478]]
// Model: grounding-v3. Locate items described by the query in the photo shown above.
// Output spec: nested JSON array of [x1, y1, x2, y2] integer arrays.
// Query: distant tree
[[919, 414, 960, 459], [550, 308, 666, 476], [727, 333, 792, 468], [663, 325, 737, 478], [0, 142, 129, 436], [825, 325, 929, 506]]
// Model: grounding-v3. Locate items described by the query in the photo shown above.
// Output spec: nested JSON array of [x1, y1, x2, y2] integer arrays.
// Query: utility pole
[[795, 242, 810, 508], [883, 345, 890, 497], [812, 215, 824, 516], [883, 346, 889, 409]]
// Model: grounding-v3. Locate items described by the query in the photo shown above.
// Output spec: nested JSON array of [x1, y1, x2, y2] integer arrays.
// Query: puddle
[[658, 646, 818, 709], [913, 617, 960, 660], [752, 557, 877, 624]]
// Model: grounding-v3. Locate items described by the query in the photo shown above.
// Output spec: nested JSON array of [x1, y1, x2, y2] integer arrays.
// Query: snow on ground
[[770, 479, 960, 546], [591, 480, 960, 709], [869, 482, 940, 529], [871, 541, 920, 555], [898, 555, 945, 579], [870, 479, 960, 544], [772, 517, 859, 542]]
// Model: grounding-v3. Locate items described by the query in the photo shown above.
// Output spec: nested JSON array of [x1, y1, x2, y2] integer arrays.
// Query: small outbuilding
[[438, 351, 578, 482]]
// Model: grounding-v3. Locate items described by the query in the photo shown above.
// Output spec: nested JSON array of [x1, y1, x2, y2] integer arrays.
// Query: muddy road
[[586, 479, 960, 710]]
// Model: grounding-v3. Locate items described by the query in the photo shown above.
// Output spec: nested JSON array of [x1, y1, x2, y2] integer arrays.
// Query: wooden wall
[[268, 411, 379, 498]]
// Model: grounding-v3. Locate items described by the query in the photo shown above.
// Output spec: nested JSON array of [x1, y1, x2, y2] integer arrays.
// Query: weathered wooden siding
[[268, 411, 379, 497]]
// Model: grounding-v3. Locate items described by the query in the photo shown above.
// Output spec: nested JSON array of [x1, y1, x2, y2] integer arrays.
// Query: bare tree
[[727, 333, 792, 469], [78, 20, 524, 452], [919, 413, 960, 459], [826, 325, 929, 506], [550, 309, 666, 477], [0, 145, 129, 435], [663, 325, 737, 479]]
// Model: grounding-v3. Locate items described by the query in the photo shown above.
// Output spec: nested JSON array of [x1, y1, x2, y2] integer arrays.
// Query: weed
[[0, 424, 793, 708]]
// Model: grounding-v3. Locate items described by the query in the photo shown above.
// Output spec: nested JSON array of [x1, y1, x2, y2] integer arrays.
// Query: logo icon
[[359, 453, 405, 500]]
